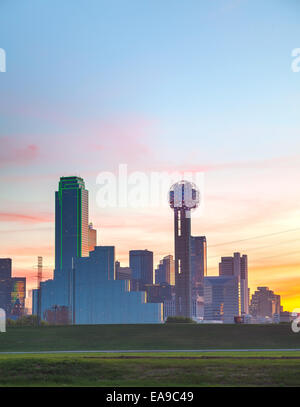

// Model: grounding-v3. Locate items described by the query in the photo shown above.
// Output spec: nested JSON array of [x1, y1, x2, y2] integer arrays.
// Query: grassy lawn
[[0, 352, 300, 387], [0, 323, 299, 352], [1, 324, 299, 387]]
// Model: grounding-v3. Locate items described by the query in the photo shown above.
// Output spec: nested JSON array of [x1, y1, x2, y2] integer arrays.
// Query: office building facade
[[204, 276, 239, 323], [0, 258, 12, 314], [129, 250, 153, 290], [155, 255, 175, 286], [115, 261, 132, 280], [219, 252, 249, 315], [0, 259, 27, 317], [55, 176, 89, 272], [88, 223, 97, 253], [249, 286, 281, 318], [11, 277, 26, 313], [190, 236, 207, 297], [74, 247, 162, 324]]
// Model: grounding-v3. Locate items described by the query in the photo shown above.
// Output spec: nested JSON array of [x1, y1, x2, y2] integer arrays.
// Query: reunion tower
[[169, 181, 200, 318]]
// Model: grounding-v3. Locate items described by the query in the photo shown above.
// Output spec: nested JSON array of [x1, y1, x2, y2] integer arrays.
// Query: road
[[0, 349, 300, 354]]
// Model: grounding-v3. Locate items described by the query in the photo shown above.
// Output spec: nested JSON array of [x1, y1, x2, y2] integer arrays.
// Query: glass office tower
[[129, 250, 154, 290], [190, 236, 207, 296], [204, 276, 239, 323], [74, 247, 163, 324], [155, 255, 175, 286], [0, 259, 12, 314], [55, 176, 89, 272]]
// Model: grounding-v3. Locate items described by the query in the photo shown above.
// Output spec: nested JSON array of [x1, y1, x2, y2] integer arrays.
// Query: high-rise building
[[204, 276, 239, 323], [33, 175, 163, 324], [55, 176, 89, 272], [169, 181, 200, 318], [74, 247, 162, 324], [144, 283, 173, 303], [0, 259, 27, 317], [155, 255, 175, 286], [163, 292, 176, 320], [88, 223, 97, 253], [36, 246, 163, 324], [240, 255, 249, 315], [190, 236, 207, 296], [129, 250, 153, 290], [249, 287, 281, 318], [219, 252, 249, 315], [115, 261, 132, 280], [0, 258, 12, 314], [11, 277, 26, 314]]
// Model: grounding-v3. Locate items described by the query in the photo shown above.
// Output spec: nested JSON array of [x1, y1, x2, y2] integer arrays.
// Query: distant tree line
[[165, 316, 196, 324], [6, 315, 48, 327]]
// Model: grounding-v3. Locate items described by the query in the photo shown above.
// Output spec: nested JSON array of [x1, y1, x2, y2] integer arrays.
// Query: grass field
[[1, 324, 300, 387], [0, 351, 300, 386], [0, 323, 299, 352]]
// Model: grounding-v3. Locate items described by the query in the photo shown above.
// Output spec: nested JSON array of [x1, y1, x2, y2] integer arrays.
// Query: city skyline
[[1, 173, 294, 314], [1, 0, 300, 311]]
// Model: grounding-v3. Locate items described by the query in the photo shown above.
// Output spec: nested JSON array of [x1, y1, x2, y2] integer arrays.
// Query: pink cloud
[[0, 212, 53, 224], [0, 137, 39, 167], [170, 154, 300, 174], [0, 246, 54, 257], [85, 116, 156, 165]]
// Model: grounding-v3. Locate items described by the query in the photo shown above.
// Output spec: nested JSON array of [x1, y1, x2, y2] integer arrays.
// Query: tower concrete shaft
[[174, 208, 192, 318]]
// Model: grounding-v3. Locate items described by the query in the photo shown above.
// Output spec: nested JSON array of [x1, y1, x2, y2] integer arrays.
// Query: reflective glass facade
[[204, 276, 239, 323], [190, 236, 207, 297], [155, 255, 175, 286], [129, 250, 153, 289], [34, 247, 163, 324], [11, 277, 26, 310], [74, 247, 162, 324], [55, 176, 89, 272], [0, 259, 12, 313]]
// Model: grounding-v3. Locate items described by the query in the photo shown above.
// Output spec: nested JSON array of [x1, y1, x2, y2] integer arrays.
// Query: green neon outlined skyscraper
[[55, 176, 89, 272]]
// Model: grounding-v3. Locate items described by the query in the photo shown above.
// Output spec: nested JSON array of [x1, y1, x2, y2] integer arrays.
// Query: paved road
[[1, 349, 300, 354]]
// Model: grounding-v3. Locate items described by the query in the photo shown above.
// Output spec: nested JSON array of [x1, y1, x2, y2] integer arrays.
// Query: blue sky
[[1, 0, 300, 155], [0, 0, 300, 309]]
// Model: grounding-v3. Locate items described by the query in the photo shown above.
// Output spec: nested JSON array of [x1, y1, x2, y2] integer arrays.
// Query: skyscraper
[[0, 259, 12, 314], [204, 276, 239, 323], [169, 181, 200, 318], [34, 176, 163, 325], [249, 287, 281, 318], [129, 250, 153, 290], [155, 255, 175, 286], [11, 277, 26, 314], [88, 223, 97, 253], [219, 252, 249, 315], [55, 176, 89, 272], [240, 255, 249, 315], [0, 259, 27, 317], [115, 261, 132, 280], [190, 236, 207, 296]]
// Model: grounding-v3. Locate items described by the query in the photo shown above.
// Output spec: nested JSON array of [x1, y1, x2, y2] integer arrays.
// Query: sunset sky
[[1, 0, 300, 311]]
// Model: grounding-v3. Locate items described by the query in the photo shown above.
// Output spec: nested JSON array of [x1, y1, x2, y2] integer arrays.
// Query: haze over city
[[1, 0, 300, 311]]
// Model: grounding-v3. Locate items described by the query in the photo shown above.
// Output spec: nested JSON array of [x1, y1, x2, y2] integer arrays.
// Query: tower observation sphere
[[169, 180, 200, 212]]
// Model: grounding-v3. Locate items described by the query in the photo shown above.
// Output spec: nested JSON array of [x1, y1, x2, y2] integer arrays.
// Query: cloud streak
[[0, 137, 39, 168], [0, 212, 53, 224]]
